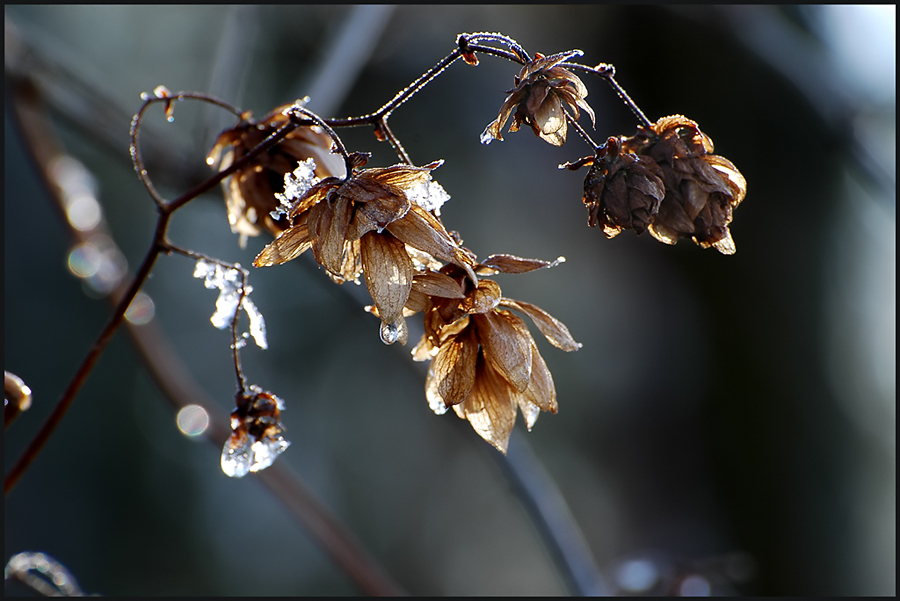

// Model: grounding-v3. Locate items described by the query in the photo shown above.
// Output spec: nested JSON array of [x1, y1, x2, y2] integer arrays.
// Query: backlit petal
[[360, 231, 414, 323], [253, 215, 312, 267], [463, 358, 517, 454], [499, 299, 582, 352], [475, 310, 533, 392]]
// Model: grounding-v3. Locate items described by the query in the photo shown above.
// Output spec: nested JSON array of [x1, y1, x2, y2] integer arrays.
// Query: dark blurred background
[[4, 5, 894, 596]]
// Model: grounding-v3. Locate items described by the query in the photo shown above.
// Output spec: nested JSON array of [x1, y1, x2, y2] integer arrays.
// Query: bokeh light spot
[[67, 243, 102, 278], [176, 405, 210, 437], [615, 558, 659, 593], [66, 193, 102, 231], [125, 292, 155, 325], [678, 574, 711, 596]]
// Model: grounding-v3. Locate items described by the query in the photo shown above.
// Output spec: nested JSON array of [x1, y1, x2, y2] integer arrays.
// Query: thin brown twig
[[6, 90, 303, 495], [7, 81, 405, 596]]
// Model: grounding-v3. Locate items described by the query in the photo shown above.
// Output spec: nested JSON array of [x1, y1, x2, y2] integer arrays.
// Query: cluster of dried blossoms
[[205, 33, 747, 457], [211, 105, 580, 452], [566, 115, 747, 254]]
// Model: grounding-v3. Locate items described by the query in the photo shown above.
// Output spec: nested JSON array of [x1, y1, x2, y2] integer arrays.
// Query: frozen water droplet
[[249, 436, 290, 472], [427, 390, 449, 415], [140, 91, 152, 101], [380, 320, 400, 345], [520, 400, 540, 431], [221, 430, 253, 478]]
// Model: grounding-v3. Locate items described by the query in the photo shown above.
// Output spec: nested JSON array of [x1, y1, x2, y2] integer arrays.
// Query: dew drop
[[520, 400, 540, 431], [380, 320, 400, 345]]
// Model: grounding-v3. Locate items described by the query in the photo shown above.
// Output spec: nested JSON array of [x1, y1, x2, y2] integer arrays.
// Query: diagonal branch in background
[[6, 79, 405, 597]]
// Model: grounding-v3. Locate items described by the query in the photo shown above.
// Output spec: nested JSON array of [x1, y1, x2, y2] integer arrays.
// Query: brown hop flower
[[576, 136, 666, 238], [208, 103, 346, 246], [408, 258, 580, 453], [623, 115, 747, 254], [254, 160, 478, 344], [481, 49, 595, 147]]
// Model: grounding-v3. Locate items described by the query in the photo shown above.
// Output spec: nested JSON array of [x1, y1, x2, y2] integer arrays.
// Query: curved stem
[[130, 92, 244, 208], [563, 62, 653, 129], [566, 110, 602, 152], [285, 105, 353, 177], [376, 117, 412, 165], [461, 31, 531, 62]]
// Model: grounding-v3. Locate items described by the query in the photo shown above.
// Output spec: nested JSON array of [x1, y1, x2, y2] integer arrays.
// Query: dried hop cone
[[578, 136, 666, 238], [254, 159, 478, 345], [481, 50, 595, 147], [208, 103, 347, 246], [406, 257, 580, 453], [624, 115, 747, 254]]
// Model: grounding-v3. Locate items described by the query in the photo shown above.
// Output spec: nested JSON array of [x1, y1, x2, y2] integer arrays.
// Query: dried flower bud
[[481, 50, 595, 147], [221, 385, 290, 478], [581, 137, 666, 238], [255, 161, 478, 343], [411, 272, 580, 453], [208, 103, 346, 246], [624, 115, 747, 254]]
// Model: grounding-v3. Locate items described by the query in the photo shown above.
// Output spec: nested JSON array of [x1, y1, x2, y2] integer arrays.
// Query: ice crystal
[[193, 259, 268, 349], [406, 177, 451, 215], [272, 158, 319, 221]]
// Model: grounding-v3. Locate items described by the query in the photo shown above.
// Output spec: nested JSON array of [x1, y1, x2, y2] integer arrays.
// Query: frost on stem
[[193, 259, 267, 349]]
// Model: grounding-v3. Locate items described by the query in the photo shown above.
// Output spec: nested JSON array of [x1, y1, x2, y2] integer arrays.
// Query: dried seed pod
[[414, 276, 579, 453], [221, 385, 290, 478], [481, 50, 595, 147], [582, 137, 666, 238], [625, 115, 747, 254]]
